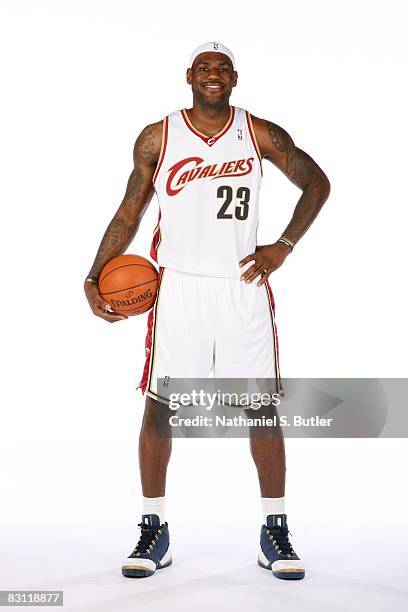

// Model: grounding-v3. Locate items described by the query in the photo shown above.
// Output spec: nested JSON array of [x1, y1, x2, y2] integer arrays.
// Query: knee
[[142, 397, 171, 435]]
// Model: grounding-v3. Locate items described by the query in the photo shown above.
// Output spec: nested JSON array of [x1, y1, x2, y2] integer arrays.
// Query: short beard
[[192, 84, 231, 111]]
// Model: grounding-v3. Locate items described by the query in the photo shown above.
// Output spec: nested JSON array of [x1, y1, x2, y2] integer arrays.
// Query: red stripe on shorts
[[265, 279, 284, 396], [138, 267, 164, 394]]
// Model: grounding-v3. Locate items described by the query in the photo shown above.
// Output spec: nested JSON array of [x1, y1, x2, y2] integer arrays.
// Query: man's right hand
[[84, 281, 128, 323], [83, 121, 162, 324]]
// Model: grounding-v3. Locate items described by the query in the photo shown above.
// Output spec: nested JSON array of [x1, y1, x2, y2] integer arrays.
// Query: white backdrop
[[1, 1, 407, 610]]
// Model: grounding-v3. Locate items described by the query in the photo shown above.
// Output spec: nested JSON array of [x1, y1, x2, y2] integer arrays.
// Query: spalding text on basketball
[[111, 288, 153, 308]]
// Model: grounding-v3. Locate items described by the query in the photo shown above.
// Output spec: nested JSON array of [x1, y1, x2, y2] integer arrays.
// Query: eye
[[198, 66, 208, 71]]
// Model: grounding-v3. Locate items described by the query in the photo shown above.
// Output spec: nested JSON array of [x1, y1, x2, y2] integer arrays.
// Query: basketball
[[99, 254, 158, 316]]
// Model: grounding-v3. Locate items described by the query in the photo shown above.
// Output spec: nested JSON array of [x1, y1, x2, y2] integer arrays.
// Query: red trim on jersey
[[152, 117, 169, 186], [150, 209, 161, 262], [245, 111, 263, 176], [150, 119, 167, 260], [181, 106, 235, 147], [265, 280, 284, 396], [138, 267, 164, 394]]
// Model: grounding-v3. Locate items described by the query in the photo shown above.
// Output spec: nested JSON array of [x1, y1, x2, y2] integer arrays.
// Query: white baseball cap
[[190, 42, 236, 70]]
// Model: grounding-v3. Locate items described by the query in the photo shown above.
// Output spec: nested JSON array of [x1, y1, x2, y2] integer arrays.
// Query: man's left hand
[[239, 242, 291, 286]]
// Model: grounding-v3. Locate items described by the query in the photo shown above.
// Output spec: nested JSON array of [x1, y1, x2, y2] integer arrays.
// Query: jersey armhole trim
[[152, 116, 169, 186], [246, 112, 263, 176]]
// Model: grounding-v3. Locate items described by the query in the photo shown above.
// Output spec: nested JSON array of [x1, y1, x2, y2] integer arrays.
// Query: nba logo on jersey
[[237, 128, 243, 140], [213, 42, 219, 50]]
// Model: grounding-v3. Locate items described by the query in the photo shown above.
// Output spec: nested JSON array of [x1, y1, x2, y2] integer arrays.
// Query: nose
[[206, 68, 222, 79]]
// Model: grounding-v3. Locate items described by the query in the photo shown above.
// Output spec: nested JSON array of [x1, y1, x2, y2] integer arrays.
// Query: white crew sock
[[142, 496, 166, 524], [261, 496, 285, 522]]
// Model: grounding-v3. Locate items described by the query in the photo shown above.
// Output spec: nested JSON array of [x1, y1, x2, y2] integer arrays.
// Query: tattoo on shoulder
[[134, 123, 161, 164], [265, 121, 296, 174], [264, 120, 328, 195], [123, 123, 162, 205]]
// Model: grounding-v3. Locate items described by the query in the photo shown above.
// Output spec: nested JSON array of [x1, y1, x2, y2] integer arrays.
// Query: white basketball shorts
[[139, 268, 283, 402]]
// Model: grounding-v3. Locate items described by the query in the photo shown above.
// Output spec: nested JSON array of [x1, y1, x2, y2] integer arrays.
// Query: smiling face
[[186, 52, 238, 109]]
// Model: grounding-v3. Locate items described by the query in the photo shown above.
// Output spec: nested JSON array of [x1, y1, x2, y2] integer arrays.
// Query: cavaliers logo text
[[166, 156, 254, 196]]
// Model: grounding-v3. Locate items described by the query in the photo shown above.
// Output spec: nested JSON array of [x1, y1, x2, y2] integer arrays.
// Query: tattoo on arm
[[89, 217, 135, 278], [265, 121, 330, 245], [87, 123, 160, 278], [265, 121, 296, 176]]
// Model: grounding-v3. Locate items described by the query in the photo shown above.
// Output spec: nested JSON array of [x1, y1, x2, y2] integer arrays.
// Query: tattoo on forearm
[[283, 180, 328, 245], [90, 216, 138, 277], [284, 151, 330, 243]]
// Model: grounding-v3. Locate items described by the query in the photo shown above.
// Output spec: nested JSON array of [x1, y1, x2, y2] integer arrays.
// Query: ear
[[232, 70, 238, 88], [186, 67, 192, 85]]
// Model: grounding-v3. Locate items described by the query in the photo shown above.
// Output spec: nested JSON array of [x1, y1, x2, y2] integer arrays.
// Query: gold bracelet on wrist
[[85, 275, 99, 284], [278, 237, 294, 251]]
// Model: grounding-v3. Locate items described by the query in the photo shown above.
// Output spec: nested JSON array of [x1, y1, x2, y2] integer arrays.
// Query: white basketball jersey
[[150, 106, 263, 279]]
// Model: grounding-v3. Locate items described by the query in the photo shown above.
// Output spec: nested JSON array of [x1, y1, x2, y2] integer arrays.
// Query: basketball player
[[84, 42, 330, 580]]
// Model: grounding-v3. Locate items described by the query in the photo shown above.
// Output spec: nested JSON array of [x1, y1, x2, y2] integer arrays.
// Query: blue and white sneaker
[[258, 514, 305, 580], [121, 514, 172, 578]]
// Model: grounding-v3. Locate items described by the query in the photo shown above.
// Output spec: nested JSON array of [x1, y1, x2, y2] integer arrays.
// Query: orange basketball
[[99, 254, 158, 316]]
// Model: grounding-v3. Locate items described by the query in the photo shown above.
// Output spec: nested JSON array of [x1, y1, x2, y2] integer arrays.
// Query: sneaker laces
[[267, 524, 294, 557], [133, 523, 160, 556]]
